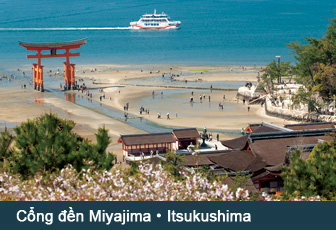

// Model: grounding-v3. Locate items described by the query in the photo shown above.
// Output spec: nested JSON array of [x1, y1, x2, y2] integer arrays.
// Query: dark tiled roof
[[249, 135, 332, 167], [284, 122, 334, 131], [185, 132, 332, 174], [244, 154, 268, 172], [172, 128, 200, 139], [251, 170, 270, 181], [207, 150, 255, 171], [222, 177, 258, 194], [221, 135, 248, 150], [250, 125, 282, 133], [120, 133, 176, 146], [249, 129, 333, 142], [264, 163, 283, 172], [182, 154, 215, 166]]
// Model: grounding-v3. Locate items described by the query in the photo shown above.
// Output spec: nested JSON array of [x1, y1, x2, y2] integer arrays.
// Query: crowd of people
[[139, 106, 150, 115]]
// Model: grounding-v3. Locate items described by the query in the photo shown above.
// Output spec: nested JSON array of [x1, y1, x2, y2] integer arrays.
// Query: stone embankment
[[265, 95, 336, 122], [238, 82, 336, 122], [237, 84, 266, 104], [237, 85, 257, 98]]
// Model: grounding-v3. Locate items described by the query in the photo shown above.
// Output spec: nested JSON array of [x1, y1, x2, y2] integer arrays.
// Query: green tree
[[93, 127, 115, 170], [312, 63, 336, 99], [0, 113, 114, 178], [163, 151, 185, 179], [129, 161, 140, 176], [0, 128, 14, 170], [260, 60, 292, 93], [291, 86, 321, 115], [282, 140, 336, 200]]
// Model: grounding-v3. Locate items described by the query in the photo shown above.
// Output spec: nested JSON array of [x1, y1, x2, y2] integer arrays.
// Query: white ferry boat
[[130, 10, 181, 29]]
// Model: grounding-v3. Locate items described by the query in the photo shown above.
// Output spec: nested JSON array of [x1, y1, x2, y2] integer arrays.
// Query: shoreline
[[0, 63, 296, 158]]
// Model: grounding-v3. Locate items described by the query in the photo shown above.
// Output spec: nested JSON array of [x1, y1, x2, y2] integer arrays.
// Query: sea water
[[0, 0, 335, 70]]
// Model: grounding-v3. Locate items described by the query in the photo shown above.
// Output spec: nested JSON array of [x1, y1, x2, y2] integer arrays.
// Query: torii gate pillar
[[32, 64, 44, 92], [64, 62, 70, 90], [70, 64, 76, 90], [63, 62, 76, 90], [38, 65, 44, 92], [33, 64, 38, 90]]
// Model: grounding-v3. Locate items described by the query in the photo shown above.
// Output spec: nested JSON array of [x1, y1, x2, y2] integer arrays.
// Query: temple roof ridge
[[19, 38, 87, 48], [284, 121, 333, 127], [261, 120, 293, 132], [249, 128, 333, 142]]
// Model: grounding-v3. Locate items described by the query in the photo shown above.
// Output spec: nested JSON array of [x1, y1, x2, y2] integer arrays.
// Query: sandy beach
[[71, 64, 293, 130], [0, 64, 296, 160]]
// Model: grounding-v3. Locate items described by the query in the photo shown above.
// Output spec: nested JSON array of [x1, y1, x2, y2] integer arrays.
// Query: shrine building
[[119, 128, 200, 157]]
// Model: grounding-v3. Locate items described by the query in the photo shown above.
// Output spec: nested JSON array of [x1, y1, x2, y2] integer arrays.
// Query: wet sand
[[68, 64, 296, 141], [0, 64, 295, 159], [0, 86, 144, 161]]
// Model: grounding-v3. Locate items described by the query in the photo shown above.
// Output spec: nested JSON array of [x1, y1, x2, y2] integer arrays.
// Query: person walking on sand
[[167, 113, 170, 119], [208, 95, 211, 102], [248, 106, 250, 112]]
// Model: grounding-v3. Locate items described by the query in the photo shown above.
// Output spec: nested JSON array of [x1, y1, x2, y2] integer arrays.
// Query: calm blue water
[[0, 0, 335, 70]]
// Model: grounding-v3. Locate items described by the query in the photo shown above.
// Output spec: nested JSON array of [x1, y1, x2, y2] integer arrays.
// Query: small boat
[[130, 9, 181, 29]]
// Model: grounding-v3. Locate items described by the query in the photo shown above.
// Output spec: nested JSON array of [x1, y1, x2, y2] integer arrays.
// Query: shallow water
[[121, 76, 253, 90], [0, 120, 18, 130], [130, 89, 260, 120], [49, 89, 242, 135], [50, 88, 181, 133]]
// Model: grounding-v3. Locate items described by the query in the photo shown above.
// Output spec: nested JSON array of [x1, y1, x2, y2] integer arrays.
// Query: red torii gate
[[19, 38, 86, 92]]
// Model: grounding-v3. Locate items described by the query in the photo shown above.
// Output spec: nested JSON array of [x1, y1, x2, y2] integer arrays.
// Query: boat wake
[[0, 27, 132, 31]]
